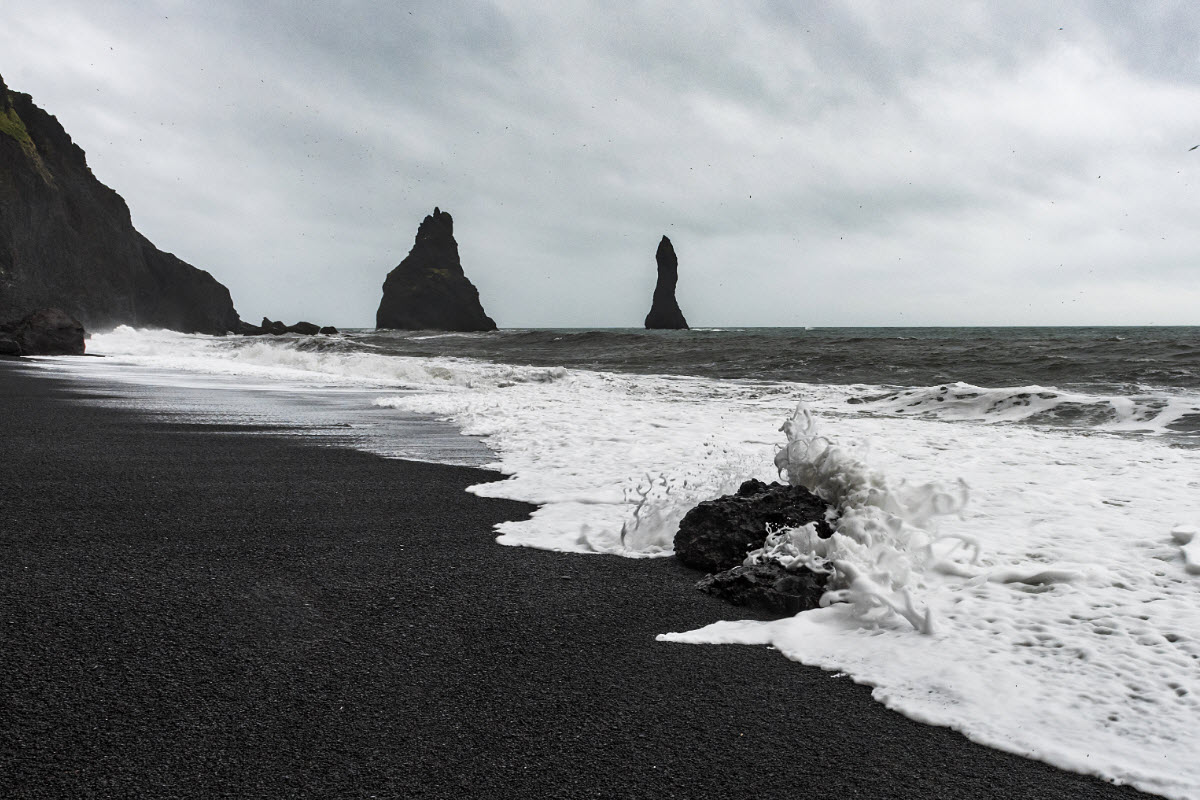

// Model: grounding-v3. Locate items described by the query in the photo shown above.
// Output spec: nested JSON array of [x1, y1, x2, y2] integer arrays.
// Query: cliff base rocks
[[0, 308, 86, 355], [376, 208, 496, 331]]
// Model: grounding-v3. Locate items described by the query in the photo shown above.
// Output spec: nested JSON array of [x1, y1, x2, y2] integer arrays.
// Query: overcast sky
[[4, 1, 1200, 327]]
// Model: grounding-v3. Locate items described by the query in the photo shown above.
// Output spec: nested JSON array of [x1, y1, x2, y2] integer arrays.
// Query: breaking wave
[[855, 381, 1200, 438], [86, 326, 569, 390]]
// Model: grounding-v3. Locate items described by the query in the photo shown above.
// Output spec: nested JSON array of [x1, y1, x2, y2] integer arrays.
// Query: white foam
[[374, 372, 802, 555], [663, 405, 1200, 800]]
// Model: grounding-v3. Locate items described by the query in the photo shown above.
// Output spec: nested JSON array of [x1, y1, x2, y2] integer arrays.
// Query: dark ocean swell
[[338, 326, 1200, 393]]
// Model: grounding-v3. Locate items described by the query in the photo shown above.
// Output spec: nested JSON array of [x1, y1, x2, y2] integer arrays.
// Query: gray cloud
[[4, 0, 1199, 327]]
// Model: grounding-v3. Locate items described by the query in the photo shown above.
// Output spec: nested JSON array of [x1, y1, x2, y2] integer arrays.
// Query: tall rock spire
[[644, 235, 689, 329]]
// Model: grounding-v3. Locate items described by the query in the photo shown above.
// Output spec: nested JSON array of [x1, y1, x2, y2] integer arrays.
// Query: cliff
[[376, 207, 496, 331], [0, 73, 240, 334], [644, 235, 688, 329]]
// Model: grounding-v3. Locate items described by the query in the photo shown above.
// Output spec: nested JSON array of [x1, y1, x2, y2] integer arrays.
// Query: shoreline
[[0, 359, 1153, 799]]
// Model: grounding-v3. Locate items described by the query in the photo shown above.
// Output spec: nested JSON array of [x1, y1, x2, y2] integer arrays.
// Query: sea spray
[[617, 444, 766, 553], [745, 403, 971, 632]]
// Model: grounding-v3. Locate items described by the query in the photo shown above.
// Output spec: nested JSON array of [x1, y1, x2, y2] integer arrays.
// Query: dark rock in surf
[[674, 479, 833, 573], [0, 74, 241, 334], [644, 236, 688, 330], [376, 207, 497, 332], [318, 326, 338, 335], [238, 318, 333, 336], [697, 562, 828, 617], [261, 318, 289, 336], [0, 307, 86, 355]]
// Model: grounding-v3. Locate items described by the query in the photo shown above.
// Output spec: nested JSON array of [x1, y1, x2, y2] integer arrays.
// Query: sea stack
[[0, 73, 241, 334], [644, 235, 688, 330], [376, 207, 497, 331]]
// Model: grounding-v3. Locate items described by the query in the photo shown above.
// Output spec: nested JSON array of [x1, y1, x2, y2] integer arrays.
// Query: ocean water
[[27, 325, 1200, 799]]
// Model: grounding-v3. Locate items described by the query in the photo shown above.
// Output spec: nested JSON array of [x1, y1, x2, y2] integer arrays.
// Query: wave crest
[[87, 326, 569, 389], [857, 381, 1200, 437], [767, 404, 971, 632]]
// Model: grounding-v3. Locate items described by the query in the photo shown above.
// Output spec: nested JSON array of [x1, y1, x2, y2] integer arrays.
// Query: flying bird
[[1191, 145, 1199, 151]]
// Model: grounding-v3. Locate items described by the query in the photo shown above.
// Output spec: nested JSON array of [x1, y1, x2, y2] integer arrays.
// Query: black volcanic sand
[[0, 360, 1151, 799]]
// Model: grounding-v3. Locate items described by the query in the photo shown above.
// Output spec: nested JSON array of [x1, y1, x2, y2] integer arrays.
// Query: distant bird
[[1191, 145, 1199, 151]]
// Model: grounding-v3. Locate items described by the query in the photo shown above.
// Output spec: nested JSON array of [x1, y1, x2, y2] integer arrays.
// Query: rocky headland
[[644, 235, 688, 329], [0, 74, 240, 334], [376, 207, 496, 331]]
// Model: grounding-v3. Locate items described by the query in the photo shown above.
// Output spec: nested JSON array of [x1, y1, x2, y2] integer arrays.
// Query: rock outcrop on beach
[[0, 74, 241, 334], [0, 307, 86, 355], [674, 479, 833, 573], [376, 207, 496, 331], [696, 562, 828, 616], [644, 235, 688, 330], [236, 318, 337, 336], [675, 479, 836, 617]]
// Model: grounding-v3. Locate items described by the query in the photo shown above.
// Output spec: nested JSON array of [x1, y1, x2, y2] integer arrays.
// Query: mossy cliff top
[[0, 73, 35, 151]]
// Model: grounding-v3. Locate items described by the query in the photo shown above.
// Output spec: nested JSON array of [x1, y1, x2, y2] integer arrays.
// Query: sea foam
[[663, 403, 1200, 800], [374, 370, 796, 555]]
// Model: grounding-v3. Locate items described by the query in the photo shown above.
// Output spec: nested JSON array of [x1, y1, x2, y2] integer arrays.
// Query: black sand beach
[[1, 359, 1151, 799]]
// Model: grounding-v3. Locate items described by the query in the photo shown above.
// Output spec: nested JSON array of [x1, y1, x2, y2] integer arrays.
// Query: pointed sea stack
[[376, 208, 496, 331], [644, 235, 688, 329]]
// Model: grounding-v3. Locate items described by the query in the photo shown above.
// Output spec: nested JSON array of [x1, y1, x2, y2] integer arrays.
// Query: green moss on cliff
[[0, 101, 52, 184], [0, 106, 34, 150]]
